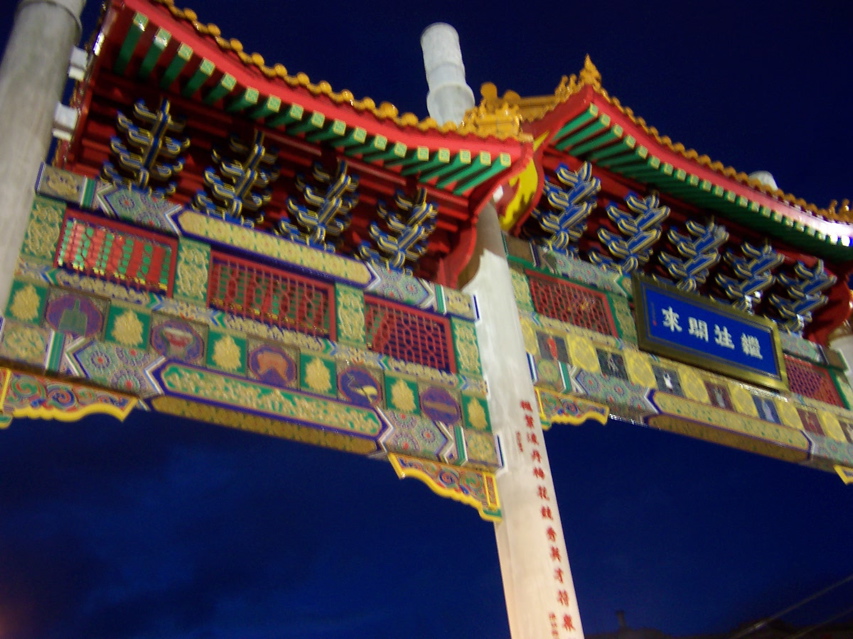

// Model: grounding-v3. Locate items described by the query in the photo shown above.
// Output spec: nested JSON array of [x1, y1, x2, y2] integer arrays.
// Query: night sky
[[2, 1, 853, 638]]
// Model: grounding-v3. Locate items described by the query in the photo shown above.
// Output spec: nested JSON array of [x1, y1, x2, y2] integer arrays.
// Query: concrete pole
[[464, 202, 584, 639], [421, 25, 584, 637], [0, 0, 85, 311], [421, 23, 475, 125]]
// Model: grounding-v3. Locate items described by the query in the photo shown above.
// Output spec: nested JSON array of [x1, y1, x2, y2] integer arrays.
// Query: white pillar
[[421, 23, 475, 125], [0, 0, 85, 311], [830, 333, 853, 388], [464, 203, 584, 639]]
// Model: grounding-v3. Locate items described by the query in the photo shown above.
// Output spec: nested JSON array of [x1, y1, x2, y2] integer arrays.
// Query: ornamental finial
[[578, 55, 602, 90]]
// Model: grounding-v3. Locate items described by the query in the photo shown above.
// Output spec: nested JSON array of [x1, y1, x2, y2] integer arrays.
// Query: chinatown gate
[[3, 2, 853, 638]]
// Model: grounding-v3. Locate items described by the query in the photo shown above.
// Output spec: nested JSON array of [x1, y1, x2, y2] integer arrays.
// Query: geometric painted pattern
[[65, 339, 163, 397], [2, 370, 136, 423]]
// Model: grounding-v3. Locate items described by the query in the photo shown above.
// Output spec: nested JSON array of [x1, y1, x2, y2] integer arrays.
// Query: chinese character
[[550, 546, 562, 561], [714, 324, 735, 348], [520, 401, 533, 412], [533, 467, 546, 479], [563, 615, 575, 631], [546, 527, 557, 542], [532, 450, 542, 463], [538, 486, 550, 500], [527, 433, 539, 445], [516, 432, 524, 452], [557, 590, 570, 606], [541, 506, 553, 520], [525, 414, 536, 428], [554, 566, 564, 583], [663, 306, 682, 332], [741, 333, 763, 359], [688, 317, 709, 341]]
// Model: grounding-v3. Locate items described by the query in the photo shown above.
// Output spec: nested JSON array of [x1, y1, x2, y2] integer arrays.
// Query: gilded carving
[[391, 379, 416, 412], [730, 383, 759, 418], [0, 323, 47, 363], [335, 285, 366, 347], [40, 165, 84, 202], [8, 284, 41, 322], [464, 429, 499, 467], [159, 364, 381, 435], [152, 396, 378, 455], [775, 398, 802, 430], [624, 349, 655, 388], [305, 357, 332, 393], [465, 397, 488, 430], [174, 240, 210, 303], [212, 335, 242, 372], [441, 287, 476, 319], [452, 319, 482, 377], [654, 393, 808, 450], [54, 269, 153, 306], [178, 211, 372, 285], [21, 196, 65, 262], [111, 310, 144, 347], [678, 366, 709, 403], [567, 334, 600, 374], [511, 269, 534, 311]]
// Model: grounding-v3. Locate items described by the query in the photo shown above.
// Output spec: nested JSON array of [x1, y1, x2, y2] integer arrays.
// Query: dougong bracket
[[357, 187, 437, 274]]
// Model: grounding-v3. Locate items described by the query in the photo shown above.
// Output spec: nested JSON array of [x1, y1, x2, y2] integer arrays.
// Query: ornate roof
[[470, 58, 853, 259]]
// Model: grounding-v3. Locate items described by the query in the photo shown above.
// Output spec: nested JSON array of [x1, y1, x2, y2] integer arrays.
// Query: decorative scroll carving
[[194, 130, 279, 225], [279, 160, 359, 252], [658, 219, 728, 292], [590, 192, 669, 275], [1, 369, 136, 424], [388, 453, 501, 521], [716, 242, 784, 313], [531, 162, 600, 258], [357, 188, 437, 274], [102, 99, 189, 196], [769, 260, 836, 333]]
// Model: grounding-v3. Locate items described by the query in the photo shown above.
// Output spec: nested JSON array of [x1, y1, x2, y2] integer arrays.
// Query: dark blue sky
[[2, 1, 853, 638]]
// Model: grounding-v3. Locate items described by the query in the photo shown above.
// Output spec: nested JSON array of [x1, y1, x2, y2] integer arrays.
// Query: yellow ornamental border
[[389, 453, 501, 522], [177, 211, 372, 285]]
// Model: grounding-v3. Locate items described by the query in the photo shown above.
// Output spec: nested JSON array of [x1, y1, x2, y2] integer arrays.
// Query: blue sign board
[[633, 277, 787, 391]]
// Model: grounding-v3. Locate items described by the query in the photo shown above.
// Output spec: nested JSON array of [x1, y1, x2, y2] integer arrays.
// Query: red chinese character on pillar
[[550, 546, 562, 561], [554, 567, 564, 583], [520, 401, 533, 412], [538, 486, 550, 500], [531, 450, 542, 462], [557, 590, 570, 606], [525, 414, 536, 428], [516, 432, 524, 452], [541, 506, 553, 520], [533, 467, 546, 479], [527, 433, 539, 445], [546, 527, 557, 542], [563, 615, 575, 631]]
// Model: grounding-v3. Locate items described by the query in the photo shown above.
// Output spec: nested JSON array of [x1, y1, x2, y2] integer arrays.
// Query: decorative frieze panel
[[55, 211, 177, 295]]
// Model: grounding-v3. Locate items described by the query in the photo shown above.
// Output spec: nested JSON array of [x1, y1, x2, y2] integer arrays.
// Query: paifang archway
[[2, 2, 853, 638]]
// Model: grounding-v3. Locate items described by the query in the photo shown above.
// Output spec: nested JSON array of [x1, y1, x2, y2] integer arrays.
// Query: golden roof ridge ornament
[[577, 55, 602, 90]]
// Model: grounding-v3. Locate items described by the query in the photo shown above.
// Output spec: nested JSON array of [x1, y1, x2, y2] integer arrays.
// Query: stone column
[[0, 0, 85, 311], [464, 202, 584, 639]]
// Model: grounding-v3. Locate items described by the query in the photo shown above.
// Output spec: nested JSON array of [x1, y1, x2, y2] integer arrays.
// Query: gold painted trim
[[389, 453, 501, 522], [633, 275, 788, 392]]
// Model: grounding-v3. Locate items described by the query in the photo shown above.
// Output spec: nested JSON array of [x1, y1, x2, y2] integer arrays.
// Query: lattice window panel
[[209, 253, 335, 339], [364, 296, 455, 373], [526, 270, 618, 336], [784, 355, 843, 407], [56, 211, 176, 294]]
